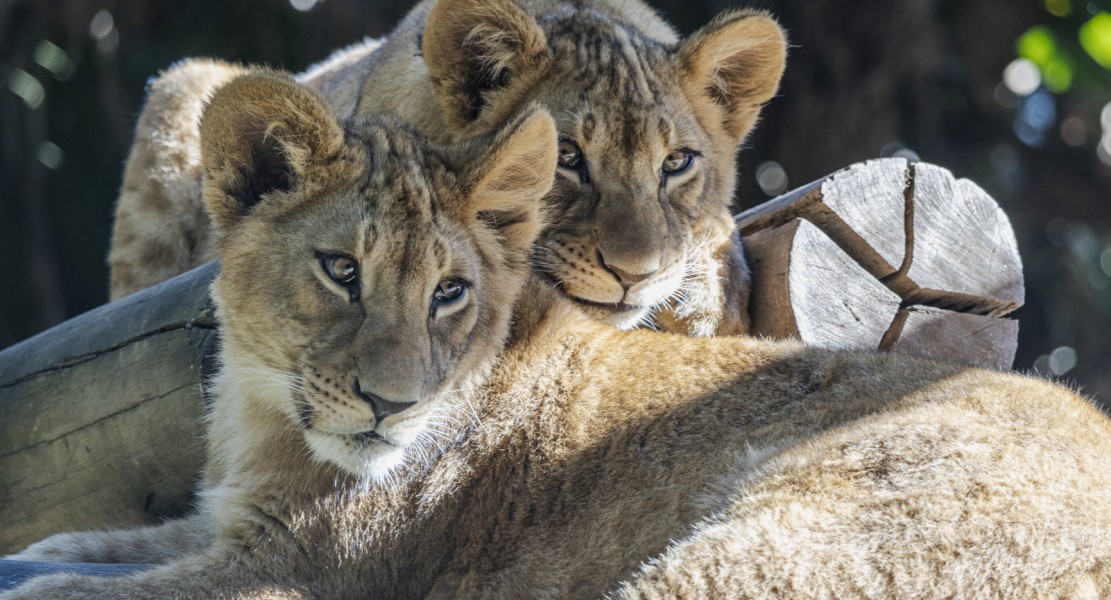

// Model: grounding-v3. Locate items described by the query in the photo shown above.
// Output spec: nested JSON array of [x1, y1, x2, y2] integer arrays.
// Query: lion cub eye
[[321, 254, 359, 286], [432, 279, 467, 306], [662, 149, 695, 176], [557, 138, 584, 169], [430, 278, 470, 318]]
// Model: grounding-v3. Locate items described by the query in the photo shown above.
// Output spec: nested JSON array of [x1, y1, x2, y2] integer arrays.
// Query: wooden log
[[0, 160, 1024, 555], [899, 164, 1023, 315], [0, 263, 218, 555], [744, 219, 902, 348], [889, 306, 1020, 372], [738, 158, 1023, 369]]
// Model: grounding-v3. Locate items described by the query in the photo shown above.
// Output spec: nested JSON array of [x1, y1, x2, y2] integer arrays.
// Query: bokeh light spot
[[1042, 56, 1073, 92], [880, 141, 920, 162], [1045, 0, 1071, 17], [36, 141, 64, 170], [1017, 26, 1057, 68], [1014, 89, 1057, 147], [1100, 104, 1111, 166], [1099, 246, 1111, 277], [7, 69, 44, 109], [755, 161, 788, 197], [89, 10, 113, 40], [290, 0, 318, 11], [1079, 12, 1111, 68], [1060, 116, 1087, 146], [32, 40, 72, 80], [1004, 58, 1041, 96], [1048, 346, 1077, 376], [1098, 133, 1111, 165]]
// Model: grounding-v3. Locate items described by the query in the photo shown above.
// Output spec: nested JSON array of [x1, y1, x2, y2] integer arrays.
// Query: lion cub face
[[199, 73, 556, 478], [423, 2, 786, 328]]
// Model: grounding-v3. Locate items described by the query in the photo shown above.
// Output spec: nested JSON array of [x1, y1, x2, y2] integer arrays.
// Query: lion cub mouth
[[538, 270, 646, 312], [349, 430, 391, 445], [538, 270, 654, 329], [568, 296, 645, 314]]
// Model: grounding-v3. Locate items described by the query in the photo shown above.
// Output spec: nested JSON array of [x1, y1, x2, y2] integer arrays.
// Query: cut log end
[[739, 158, 1023, 371]]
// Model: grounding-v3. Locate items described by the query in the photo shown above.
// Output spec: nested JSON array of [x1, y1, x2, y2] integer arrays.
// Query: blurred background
[[1, 0, 1109, 401]]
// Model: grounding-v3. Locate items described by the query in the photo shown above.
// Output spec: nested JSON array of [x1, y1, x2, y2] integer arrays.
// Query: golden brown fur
[[108, 0, 787, 336], [9, 74, 1111, 600]]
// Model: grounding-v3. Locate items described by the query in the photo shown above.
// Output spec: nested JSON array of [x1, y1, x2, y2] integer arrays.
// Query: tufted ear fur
[[677, 10, 787, 145], [199, 71, 345, 232], [462, 106, 557, 254], [422, 0, 550, 136]]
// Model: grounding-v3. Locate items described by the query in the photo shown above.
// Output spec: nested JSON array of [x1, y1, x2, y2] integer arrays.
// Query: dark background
[[2, 0, 1110, 401]]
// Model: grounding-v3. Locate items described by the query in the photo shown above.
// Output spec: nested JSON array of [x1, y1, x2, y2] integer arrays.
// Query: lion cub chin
[[8, 74, 1111, 600]]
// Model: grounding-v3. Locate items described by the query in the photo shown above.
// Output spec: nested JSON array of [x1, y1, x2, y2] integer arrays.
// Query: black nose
[[596, 251, 654, 289], [352, 379, 417, 421]]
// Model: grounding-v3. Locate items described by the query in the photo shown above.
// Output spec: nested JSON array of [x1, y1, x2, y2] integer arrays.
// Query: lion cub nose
[[352, 379, 417, 422], [597, 251, 657, 289]]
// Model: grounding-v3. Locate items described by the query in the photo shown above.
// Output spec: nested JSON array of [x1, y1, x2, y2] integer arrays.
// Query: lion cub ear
[[422, 0, 550, 136], [677, 10, 787, 145], [462, 106, 557, 254], [199, 71, 344, 231]]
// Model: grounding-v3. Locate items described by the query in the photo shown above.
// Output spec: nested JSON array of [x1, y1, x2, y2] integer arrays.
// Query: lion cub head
[[200, 72, 556, 478], [423, 1, 786, 328]]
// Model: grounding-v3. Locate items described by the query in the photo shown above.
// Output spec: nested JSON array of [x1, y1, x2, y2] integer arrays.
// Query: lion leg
[[108, 59, 246, 300], [7, 512, 215, 565]]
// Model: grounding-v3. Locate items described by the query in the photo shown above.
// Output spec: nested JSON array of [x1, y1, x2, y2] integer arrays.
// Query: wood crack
[[0, 319, 217, 391], [0, 381, 198, 460]]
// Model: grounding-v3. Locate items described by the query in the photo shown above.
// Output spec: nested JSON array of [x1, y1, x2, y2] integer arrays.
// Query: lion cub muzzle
[[353, 378, 417, 421]]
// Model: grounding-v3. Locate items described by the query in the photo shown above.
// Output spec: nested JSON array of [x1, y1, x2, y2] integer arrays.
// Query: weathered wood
[[0, 263, 218, 555], [738, 158, 1022, 368], [900, 164, 1023, 315], [745, 219, 902, 348], [889, 306, 1019, 371], [0, 160, 1025, 556]]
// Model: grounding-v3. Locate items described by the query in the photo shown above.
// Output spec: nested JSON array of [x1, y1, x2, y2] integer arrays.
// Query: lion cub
[[108, 0, 789, 336], [9, 74, 1111, 599]]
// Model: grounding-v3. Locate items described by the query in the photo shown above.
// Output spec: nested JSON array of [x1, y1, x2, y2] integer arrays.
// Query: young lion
[[9, 75, 1111, 599], [107, 0, 788, 336]]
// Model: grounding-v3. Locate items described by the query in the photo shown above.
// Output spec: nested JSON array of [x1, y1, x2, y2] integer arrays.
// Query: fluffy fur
[[8, 75, 1111, 600], [108, 0, 788, 336]]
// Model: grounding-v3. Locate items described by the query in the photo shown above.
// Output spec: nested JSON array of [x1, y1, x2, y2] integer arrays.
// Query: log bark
[[0, 160, 1024, 555]]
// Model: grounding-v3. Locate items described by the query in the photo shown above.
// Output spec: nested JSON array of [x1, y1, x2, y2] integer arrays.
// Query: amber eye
[[557, 138, 584, 169], [322, 254, 359, 286], [432, 279, 468, 307], [662, 149, 695, 176]]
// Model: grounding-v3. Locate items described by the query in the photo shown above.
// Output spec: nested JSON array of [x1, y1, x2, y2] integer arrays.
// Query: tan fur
[[108, 59, 246, 298], [107, 0, 786, 336], [10, 76, 1111, 600]]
